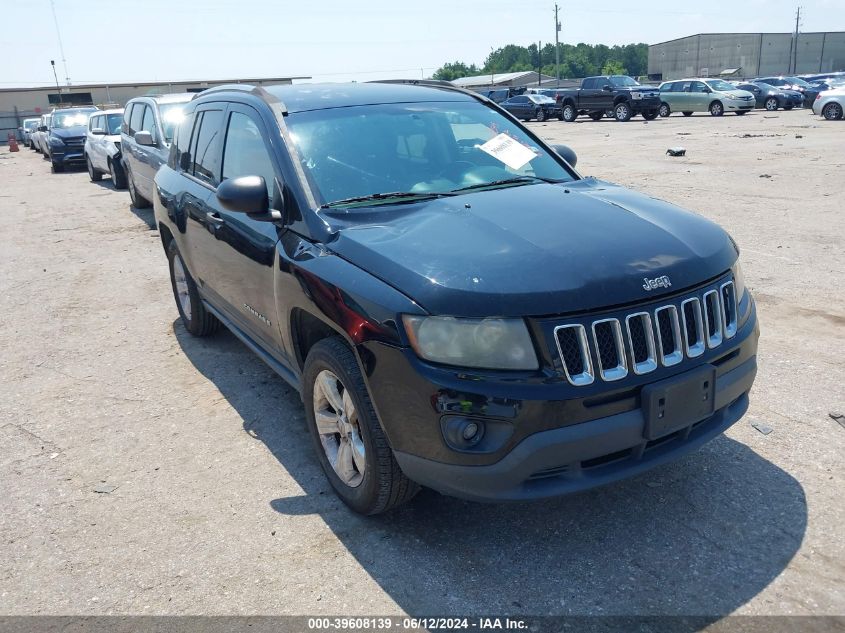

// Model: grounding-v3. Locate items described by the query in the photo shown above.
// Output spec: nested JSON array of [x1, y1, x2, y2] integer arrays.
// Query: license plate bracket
[[642, 365, 716, 440]]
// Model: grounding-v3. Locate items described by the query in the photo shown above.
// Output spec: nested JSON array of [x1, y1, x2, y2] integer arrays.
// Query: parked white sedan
[[84, 108, 127, 188], [812, 88, 845, 120]]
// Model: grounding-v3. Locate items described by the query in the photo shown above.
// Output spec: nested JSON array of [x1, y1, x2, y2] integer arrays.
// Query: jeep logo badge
[[643, 275, 671, 291]]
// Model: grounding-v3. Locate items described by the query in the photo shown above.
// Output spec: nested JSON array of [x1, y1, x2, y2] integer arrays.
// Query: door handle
[[206, 211, 224, 225]]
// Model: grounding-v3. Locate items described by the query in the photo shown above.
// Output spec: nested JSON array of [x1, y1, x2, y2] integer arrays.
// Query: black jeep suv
[[154, 82, 758, 515]]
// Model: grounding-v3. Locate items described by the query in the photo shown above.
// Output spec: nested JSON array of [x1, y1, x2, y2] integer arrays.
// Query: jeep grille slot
[[625, 312, 657, 375], [592, 319, 627, 381], [720, 281, 737, 339], [655, 306, 683, 367], [681, 298, 705, 358], [554, 324, 594, 386], [551, 275, 737, 385], [703, 290, 723, 348]]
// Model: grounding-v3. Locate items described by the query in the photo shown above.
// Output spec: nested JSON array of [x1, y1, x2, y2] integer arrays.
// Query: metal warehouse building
[[1, 76, 309, 141], [649, 32, 845, 80]]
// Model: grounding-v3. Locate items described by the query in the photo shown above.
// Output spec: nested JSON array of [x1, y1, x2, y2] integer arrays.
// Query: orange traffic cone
[[7, 133, 19, 152]]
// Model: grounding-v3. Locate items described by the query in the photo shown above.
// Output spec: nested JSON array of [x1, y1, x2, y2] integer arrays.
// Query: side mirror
[[134, 130, 155, 146], [602, 84, 613, 92], [216, 176, 270, 215], [551, 144, 577, 168], [91, 128, 106, 135]]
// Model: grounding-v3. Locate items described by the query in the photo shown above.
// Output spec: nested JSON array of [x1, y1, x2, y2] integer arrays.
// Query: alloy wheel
[[313, 370, 366, 487]]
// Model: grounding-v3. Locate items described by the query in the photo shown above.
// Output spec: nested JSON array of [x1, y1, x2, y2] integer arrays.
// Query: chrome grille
[[554, 278, 739, 386]]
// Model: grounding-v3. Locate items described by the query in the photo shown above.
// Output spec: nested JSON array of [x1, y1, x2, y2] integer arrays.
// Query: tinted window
[[675, 81, 692, 92], [190, 109, 224, 185], [106, 114, 123, 135], [691, 82, 708, 93], [514, 96, 529, 104], [129, 104, 145, 136], [88, 115, 99, 131], [582, 78, 595, 89], [123, 105, 133, 134], [221, 111, 276, 200]]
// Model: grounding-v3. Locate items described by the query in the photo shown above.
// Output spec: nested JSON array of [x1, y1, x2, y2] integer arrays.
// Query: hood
[[50, 125, 88, 139], [323, 179, 737, 317]]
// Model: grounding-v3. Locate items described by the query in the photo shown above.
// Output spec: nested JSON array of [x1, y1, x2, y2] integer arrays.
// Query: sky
[[2, 0, 844, 87]]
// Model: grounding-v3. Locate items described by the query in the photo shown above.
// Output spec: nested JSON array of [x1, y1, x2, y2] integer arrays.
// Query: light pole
[[50, 60, 61, 105]]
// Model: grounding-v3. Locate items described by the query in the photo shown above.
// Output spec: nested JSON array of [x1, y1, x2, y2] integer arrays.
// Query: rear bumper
[[395, 355, 755, 502]]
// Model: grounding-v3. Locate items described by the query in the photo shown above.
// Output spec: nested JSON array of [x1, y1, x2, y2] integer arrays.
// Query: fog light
[[462, 422, 479, 440]]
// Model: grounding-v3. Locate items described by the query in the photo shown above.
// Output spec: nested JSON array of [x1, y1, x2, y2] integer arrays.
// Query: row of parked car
[[484, 73, 845, 122], [20, 93, 193, 204]]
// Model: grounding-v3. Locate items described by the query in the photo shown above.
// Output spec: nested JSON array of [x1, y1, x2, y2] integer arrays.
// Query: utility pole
[[789, 6, 801, 74], [538, 41, 542, 86], [50, 60, 61, 103], [49, 0, 70, 86], [555, 4, 561, 85]]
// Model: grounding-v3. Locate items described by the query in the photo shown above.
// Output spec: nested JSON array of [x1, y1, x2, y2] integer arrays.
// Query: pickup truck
[[559, 75, 661, 122]]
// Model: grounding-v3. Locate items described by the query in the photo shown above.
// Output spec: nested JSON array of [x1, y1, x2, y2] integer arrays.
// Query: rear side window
[[88, 115, 99, 131], [129, 104, 145, 136], [123, 104, 133, 134], [190, 109, 224, 185], [221, 111, 276, 200], [582, 78, 594, 89]]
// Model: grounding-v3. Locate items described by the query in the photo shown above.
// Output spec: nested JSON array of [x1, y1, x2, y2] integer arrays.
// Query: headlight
[[731, 261, 746, 298], [631, 92, 643, 100], [402, 315, 538, 370], [49, 136, 65, 146]]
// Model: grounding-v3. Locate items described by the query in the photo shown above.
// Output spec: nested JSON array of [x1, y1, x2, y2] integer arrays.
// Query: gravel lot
[[0, 109, 843, 619]]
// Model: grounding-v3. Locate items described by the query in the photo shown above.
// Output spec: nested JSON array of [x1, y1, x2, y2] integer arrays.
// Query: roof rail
[[368, 78, 495, 104], [191, 84, 256, 99]]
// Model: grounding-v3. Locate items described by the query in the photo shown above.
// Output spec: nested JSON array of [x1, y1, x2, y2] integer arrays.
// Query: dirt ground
[[0, 108, 843, 619]]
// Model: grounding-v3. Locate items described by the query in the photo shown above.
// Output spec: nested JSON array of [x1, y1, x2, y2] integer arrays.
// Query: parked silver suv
[[120, 93, 192, 208], [85, 108, 127, 188]]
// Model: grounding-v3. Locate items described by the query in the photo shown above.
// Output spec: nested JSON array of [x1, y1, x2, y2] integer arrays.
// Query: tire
[[765, 97, 779, 111], [588, 112, 603, 121], [110, 158, 127, 189], [658, 103, 671, 117], [50, 160, 64, 173], [127, 166, 151, 208], [561, 103, 577, 122], [642, 110, 658, 120], [86, 155, 102, 182], [167, 240, 220, 337], [535, 108, 546, 122], [735, 111, 747, 115], [614, 101, 632, 122], [682, 111, 693, 117], [784, 105, 793, 111], [303, 338, 419, 515], [709, 101, 724, 117], [605, 109, 614, 119], [822, 102, 843, 120]]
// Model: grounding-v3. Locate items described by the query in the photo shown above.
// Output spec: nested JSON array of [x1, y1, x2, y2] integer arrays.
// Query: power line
[[48, 0, 70, 86]]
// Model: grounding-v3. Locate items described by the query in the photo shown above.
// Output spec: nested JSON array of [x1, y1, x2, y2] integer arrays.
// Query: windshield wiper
[[450, 175, 565, 193], [321, 191, 456, 208]]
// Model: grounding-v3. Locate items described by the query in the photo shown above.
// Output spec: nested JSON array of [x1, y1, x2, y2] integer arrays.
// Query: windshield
[[24, 120, 39, 130], [610, 76, 640, 87], [705, 80, 737, 92], [158, 103, 187, 142], [753, 82, 775, 91], [286, 101, 575, 206], [106, 114, 123, 135], [786, 76, 812, 88], [52, 110, 95, 128]]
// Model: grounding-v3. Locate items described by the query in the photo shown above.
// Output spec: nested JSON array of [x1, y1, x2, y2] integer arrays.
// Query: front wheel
[[709, 101, 724, 117], [303, 338, 419, 515], [110, 158, 128, 189], [167, 241, 220, 336], [561, 103, 577, 122], [765, 97, 779, 111], [588, 112, 603, 121], [822, 102, 843, 120], [86, 155, 102, 182], [658, 103, 671, 117], [535, 108, 546, 122], [614, 102, 632, 122]]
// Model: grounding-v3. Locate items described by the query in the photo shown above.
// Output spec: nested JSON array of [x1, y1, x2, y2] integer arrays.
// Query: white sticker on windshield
[[478, 133, 538, 170]]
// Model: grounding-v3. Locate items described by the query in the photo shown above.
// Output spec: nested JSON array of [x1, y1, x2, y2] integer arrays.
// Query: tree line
[[432, 42, 649, 81]]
